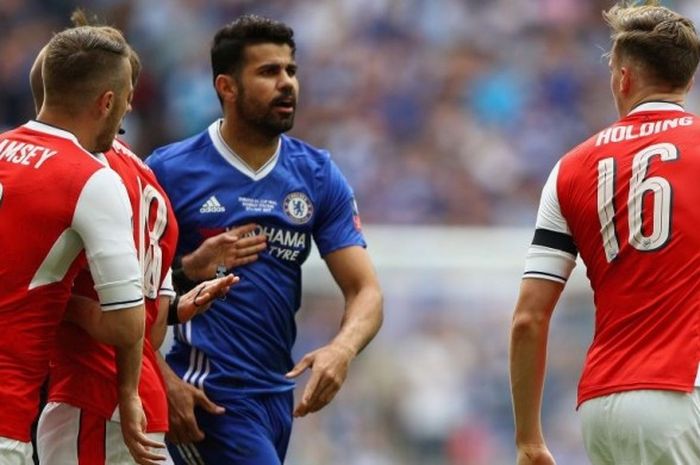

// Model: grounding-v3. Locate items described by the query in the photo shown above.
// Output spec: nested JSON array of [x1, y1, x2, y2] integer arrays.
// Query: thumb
[[194, 390, 225, 415], [285, 355, 313, 379]]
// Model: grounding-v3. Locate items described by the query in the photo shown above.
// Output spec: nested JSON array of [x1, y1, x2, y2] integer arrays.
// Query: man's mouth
[[272, 96, 296, 113]]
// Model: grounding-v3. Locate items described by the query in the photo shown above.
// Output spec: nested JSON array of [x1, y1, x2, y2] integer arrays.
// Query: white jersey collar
[[93, 152, 109, 165], [628, 101, 685, 115], [24, 120, 81, 144], [208, 119, 280, 181], [24, 120, 107, 165]]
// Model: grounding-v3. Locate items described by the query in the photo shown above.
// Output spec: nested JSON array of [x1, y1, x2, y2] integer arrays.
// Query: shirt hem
[[577, 382, 693, 408], [0, 428, 31, 443]]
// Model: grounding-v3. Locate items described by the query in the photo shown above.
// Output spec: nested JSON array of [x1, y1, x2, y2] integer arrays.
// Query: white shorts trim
[[0, 437, 33, 465], [37, 402, 173, 465], [580, 389, 700, 465]]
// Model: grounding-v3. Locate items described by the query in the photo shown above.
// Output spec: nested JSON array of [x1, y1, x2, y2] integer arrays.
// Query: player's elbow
[[346, 281, 383, 321], [510, 302, 552, 344], [511, 310, 547, 337], [362, 285, 384, 337], [511, 278, 561, 335], [111, 324, 145, 348], [370, 285, 384, 325], [102, 304, 146, 347]]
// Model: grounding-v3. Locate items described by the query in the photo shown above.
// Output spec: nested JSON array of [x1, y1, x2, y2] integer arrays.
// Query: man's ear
[[214, 74, 238, 103], [96, 90, 115, 118], [619, 66, 632, 95]]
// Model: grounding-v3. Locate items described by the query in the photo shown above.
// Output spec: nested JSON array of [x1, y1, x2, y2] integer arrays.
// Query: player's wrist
[[164, 372, 189, 393], [166, 295, 181, 325], [330, 341, 358, 359], [172, 255, 200, 293], [180, 254, 202, 280], [182, 251, 220, 281], [117, 388, 141, 402], [514, 432, 546, 448]]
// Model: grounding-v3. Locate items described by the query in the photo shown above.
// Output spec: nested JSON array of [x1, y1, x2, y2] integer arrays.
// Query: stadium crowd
[[4, 1, 700, 464], [7, 0, 689, 227]]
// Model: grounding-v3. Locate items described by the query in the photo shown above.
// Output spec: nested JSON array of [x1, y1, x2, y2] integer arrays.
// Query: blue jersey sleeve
[[144, 150, 165, 185], [313, 157, 366, 256]]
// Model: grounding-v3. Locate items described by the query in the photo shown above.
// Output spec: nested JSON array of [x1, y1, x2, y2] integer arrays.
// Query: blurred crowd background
[[4, 1, 700, 464], [11, 0, 700, 226]]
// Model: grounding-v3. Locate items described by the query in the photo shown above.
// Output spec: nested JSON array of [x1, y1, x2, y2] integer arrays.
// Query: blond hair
[[70, 8, 142, 85], [42, 26, 131, 111], [604, 0, 700, 89]]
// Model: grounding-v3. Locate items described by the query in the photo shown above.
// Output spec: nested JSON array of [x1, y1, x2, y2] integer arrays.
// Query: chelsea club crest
[[283, 192, 314, 224]]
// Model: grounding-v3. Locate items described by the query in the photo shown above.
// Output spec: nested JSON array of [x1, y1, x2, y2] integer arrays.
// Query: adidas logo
[[200, 195, 226, 213]]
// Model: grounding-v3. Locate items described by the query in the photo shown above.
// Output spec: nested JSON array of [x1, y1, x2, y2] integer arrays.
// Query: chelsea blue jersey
[[146, 120, 366, 397]]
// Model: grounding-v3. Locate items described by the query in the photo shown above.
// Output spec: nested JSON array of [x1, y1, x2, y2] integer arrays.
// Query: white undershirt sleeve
[[72, 168, 143, 310], [159, 268, 176, 300], [524, 161, 578, 284]]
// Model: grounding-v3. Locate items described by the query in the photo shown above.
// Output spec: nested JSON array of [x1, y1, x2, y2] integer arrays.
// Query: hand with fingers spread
[[182, 223, 267, 281], [119, 393, 167, 464], [162, 368, 225, 444], [177, 274, 239, 322], [285, 343, 356, 417]]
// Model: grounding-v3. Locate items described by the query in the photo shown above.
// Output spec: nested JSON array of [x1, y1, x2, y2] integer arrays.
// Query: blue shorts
[[168, 391, 294, 465]]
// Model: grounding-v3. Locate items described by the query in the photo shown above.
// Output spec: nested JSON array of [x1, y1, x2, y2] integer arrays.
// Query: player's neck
[[219, 118, 280, 171], [622, 90, 686, 117], [36, 108, 99, 152]]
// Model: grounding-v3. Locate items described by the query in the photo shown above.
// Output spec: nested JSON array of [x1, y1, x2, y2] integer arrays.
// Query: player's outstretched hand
[[165, 374, 225, 444], [285, 343, 355, 417], [516, 444, 556, 465], [119, 393, 167, 464], [183, 223, 267, 280], [177, 274, 239, 322]]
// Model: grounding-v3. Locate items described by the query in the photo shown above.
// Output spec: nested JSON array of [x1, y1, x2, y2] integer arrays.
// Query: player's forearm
[[156, 351, 186, 398], [115, 333, 144, 399], [110, 304, 146, 398], [151, 296, 170, 350], [331, 284, 383, 357], [509, 300, 551, 445], [156, 351, 179, 383], [509, 278, 564, 445]]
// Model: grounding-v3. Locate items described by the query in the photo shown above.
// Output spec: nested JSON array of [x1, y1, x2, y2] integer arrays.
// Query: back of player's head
[[69, 9, 142, 86], [604, 0, 700, 89], [211, 14, 296, 81], [42, 25, 131, 111], [31, 12, 142, 114]]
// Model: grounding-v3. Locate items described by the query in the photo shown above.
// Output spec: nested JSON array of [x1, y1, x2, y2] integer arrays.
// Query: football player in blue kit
[[146, 15, 384, 465]]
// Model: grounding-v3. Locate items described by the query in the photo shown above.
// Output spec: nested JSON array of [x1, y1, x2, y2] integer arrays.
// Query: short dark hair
[[43, 26, 131, 109], [211, 14, 295, 81], [604, 1, 700, 89], [70, 8, 142, 86]]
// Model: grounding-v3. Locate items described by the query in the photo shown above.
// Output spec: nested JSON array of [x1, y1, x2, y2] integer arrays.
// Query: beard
[[235, 85, 296, 137], [94, 105, 123, 153], [94, 127, 117, 153]]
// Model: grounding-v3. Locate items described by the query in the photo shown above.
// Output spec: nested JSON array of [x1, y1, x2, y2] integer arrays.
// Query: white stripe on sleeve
[[524, 161, 577, 283], [159, 268, 176, 299]]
